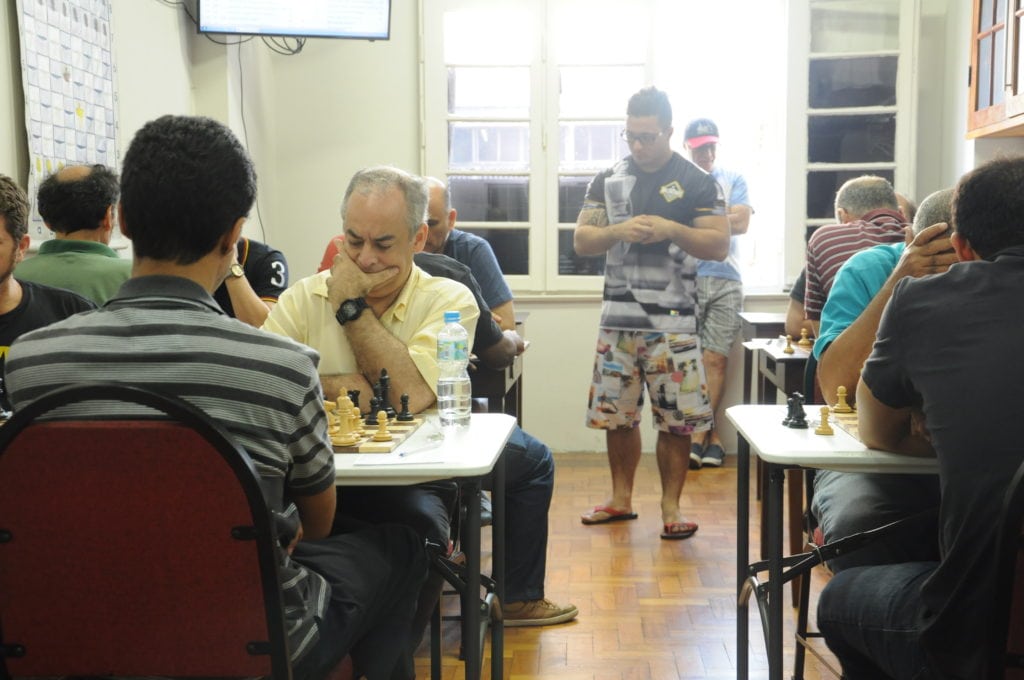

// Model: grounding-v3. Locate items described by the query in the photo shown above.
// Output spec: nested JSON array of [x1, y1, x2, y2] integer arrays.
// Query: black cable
[[236, 46, 267, 242]]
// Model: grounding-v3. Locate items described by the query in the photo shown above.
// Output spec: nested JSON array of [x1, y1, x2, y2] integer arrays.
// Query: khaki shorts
[[697, 276, 743, 356], [585, 329, 713, 435]]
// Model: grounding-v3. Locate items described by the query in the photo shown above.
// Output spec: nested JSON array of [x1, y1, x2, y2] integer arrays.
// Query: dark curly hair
[[37, 164, 119, 234], [120, 115, 256, 265], [953, 156, 1024, 260], [0, 175, 29, 242]]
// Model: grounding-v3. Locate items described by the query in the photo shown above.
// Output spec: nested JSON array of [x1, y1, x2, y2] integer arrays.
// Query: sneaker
[[701, 443, 725, 468], [689, 441, 704, 470], [503, 598, 579, 627]]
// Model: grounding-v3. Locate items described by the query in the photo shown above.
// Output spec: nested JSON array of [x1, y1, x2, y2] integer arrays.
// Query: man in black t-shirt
[[0, 175, 95, 407], [213, 236, 288, 326]]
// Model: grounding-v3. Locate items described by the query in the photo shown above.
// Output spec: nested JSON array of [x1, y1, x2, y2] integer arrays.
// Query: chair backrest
[[0, 383, 291, 679], [991, 457, 1024, 679]]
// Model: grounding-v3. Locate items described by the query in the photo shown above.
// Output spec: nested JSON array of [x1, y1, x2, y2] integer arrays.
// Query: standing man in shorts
[[573, 87, 729, 540], [683, 118, 753, 468]]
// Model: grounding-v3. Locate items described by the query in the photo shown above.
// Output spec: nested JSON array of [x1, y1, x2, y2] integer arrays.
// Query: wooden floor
[[413, 451, 842, 679]]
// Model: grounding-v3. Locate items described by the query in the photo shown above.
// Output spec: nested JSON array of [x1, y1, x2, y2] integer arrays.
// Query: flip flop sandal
[[660, 521, 698, 539], [580, 505, 639, 525]]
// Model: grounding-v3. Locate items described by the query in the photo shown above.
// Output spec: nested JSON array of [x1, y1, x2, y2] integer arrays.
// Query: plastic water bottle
[[437, 310, 472, 427]]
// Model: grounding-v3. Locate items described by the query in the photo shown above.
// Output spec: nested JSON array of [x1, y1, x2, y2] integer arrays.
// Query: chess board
[[328, 408, 426, 454], [829, 409, 859, 441]]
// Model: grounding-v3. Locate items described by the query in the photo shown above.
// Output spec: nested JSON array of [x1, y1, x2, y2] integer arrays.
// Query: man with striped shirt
[[4, 115, 426, 680], [803, 175, 907, 332]]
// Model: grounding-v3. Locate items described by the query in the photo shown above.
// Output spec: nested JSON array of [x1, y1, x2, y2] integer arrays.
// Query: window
[[423, 0, 787, 294]]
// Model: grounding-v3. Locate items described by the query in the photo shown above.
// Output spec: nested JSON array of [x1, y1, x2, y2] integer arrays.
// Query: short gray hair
[[340, 166, 428, 238], [423, 176, 452, 212], [911, 188, 954, 235], [835, 175, 898, 219]]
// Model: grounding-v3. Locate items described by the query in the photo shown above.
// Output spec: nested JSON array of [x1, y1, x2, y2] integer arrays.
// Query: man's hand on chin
[[326, 254, 399, 309]]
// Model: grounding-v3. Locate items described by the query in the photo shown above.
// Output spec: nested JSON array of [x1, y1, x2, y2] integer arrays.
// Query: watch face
[[341, 300, 358, 317], [230, 263, 245, 278]]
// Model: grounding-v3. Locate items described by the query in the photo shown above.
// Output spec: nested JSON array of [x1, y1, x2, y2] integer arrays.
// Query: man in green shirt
[[17, 164, 130, 304]]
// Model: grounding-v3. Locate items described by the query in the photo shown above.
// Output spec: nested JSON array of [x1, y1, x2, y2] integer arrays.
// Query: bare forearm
[[320, 373, 374, 408], [666, 214, 730, 260], [491, 299, 516, 331], [343, 314, 435, 413], [728, 205, 752, 235], [225, 278, 274, 327], [818, 287, 895, 402], [477, 330, 522, 370], [573, 207, 615, 256], [856, 380, 935, 457]]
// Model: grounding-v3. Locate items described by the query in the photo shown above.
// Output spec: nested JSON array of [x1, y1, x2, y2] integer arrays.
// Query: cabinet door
[[1005, 1, 1024, 118], [969, 0, 1008, 131]]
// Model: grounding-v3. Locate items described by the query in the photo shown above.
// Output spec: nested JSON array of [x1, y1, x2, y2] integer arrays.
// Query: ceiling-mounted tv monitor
[[198, 0, 391, 40]]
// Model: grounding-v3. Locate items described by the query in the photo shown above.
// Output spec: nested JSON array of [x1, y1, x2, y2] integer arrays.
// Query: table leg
[[743, 346, 754, 405], [736, 434, 750, 680], [767, 464, 785, 680], [462, 479, 482, 680], [787, 468, 804, 607], [492, 451, 506, 680]]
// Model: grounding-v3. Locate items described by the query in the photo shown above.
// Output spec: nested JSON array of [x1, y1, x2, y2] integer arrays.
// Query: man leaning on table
[[817, 156, 1024, 679], [809, 188, 956, 571], [263, 165, 577, 628], [3, 115, 427, 680]]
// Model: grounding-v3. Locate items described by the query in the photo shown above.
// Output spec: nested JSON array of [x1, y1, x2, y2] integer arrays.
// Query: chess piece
[[833, 386, 854, 413], [331, 397, 362, 446], [347, 389, 361, 413], [396, 393, 414, 422], [784, 391, 808, 429], [379, 368, 397, 419], [815, 406, 834, 435], [797, 327, 812, 348], [783, 334, 795, 354], [371, 410, 393, 442], [365, 397, 380, 426]]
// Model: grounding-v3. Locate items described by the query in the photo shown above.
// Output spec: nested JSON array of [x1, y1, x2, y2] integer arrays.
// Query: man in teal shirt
[[17, 164, 130, 304]]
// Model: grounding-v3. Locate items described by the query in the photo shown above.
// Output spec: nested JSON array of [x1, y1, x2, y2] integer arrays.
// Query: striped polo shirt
[[803, 209, 906, 320], [4, 275, 335, 664]]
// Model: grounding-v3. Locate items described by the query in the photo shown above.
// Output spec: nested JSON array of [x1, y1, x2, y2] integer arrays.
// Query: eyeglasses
[[620, 130, 664, 146]]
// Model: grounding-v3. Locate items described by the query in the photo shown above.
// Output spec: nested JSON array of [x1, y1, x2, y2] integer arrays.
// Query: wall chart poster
[[16, 0, 118, 241]]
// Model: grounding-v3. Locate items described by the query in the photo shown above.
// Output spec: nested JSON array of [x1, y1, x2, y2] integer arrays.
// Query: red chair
[[0, 382, 345, 680]]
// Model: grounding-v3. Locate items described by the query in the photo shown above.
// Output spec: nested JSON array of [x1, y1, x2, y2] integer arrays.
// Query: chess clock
[[336, 297, 369, 325]]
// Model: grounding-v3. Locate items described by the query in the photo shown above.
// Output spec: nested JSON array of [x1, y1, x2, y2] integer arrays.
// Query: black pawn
[[347, 389, 361, 413], [379, 368, 397, 419], [365, 397, 380, 426], [396, 393, 414, 422]]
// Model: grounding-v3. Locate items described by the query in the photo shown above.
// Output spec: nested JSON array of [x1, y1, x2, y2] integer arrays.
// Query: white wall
[[1, 0, 989, 453]]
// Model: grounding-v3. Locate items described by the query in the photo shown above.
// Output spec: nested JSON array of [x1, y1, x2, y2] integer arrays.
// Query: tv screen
[[198, 0, 391, 40]]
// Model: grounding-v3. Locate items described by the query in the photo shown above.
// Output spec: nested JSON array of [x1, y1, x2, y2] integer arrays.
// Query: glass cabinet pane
[[449, 175, 529, 222], [809, 56, 897, 108], [808, 114, 896, 163]]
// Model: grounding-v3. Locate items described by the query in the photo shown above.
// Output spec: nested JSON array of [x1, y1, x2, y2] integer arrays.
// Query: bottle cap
[[444, 310, 460, 323]]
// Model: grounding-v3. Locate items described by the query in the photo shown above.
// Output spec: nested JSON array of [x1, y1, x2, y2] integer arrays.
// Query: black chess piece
[[396, 393, 414, 422], [347, 389, 361, 413], [365, 397, 380, 426], [785, 392, 808, 429], [379, 368, 397, 419]]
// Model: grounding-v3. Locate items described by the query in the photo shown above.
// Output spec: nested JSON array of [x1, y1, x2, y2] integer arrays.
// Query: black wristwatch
[[335, 297, 368, 326]]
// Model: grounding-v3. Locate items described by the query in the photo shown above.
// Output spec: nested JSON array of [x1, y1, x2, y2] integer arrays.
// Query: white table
[[726, 404, 938, 680], [335, 413, 516, 680]]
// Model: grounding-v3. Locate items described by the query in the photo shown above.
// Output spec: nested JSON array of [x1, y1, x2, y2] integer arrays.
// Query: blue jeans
[[486, 426, 554, 603], [810, 470, 940, 571], [817, 561, 935, 680]]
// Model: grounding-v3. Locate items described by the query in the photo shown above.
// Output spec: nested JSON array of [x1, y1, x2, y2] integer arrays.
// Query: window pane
[[559, 123, 627, 171], [449, 175, 529, 222], [560, 66, 644, 117], [982, 0, 995, 28], [808, 114, 895, 163], [995, 25, 1007, 106], [448, 123, 529, 172], [444, 8, 533, 65], [558, 175, 591, 223], [809, 56, 897, 108], [552, 1, 648, 64], [806, 169, 895, 219], [558, 229, 606, 276], [448, 67, 529, 117], [980, 34, 994, 109], [810, 1, 898, 53], [462, 228, 529, 275]]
